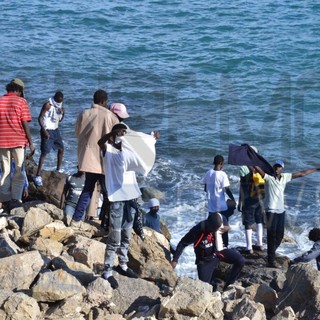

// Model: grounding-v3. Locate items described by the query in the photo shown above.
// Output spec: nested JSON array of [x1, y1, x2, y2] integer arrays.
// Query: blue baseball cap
[[274, 160, 284, 168]]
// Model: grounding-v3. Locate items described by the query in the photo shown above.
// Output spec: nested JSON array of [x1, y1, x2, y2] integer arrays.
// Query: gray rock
[[245, 283, 278, 312], [128, 231, 178, 287], [110, 273, 160, 316], [21, 207, 53, 237], [51, 255, 95, 286], [38, 221, 74, 242], [271, 306, 297, 320], [276, 264, 320, 319], [0, 216, 8, 230], [44, 293, 85, 320], [31, 269, 86, 302], [0, 231, 22, 258], [30, 237, 63, 258], [140, 187, 164, 202], [3, 292, 41, 320], [86, 277, 113, 306], [231, 296, 266, 320], [0, 250, 44, 291], [159, 276, 223, 319], [67, 235, 106, 273]]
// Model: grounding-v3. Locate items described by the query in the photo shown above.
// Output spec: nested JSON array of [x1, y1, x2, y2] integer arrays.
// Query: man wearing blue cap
[[255, 161, 320, 268]]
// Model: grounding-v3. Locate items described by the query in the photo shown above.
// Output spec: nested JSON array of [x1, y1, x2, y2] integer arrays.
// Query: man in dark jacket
[[170, 213, 245, 290]]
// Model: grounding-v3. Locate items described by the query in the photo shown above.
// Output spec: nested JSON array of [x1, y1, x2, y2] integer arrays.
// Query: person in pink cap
[[110, 103, 129, 121]]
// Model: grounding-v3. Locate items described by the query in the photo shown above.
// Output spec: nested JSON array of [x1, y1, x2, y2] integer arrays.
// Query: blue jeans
[[104, 200, 135, 271], [72, 172, 108, 221]]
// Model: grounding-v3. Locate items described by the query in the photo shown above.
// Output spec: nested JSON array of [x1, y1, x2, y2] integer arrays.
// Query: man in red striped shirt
[[0, 78, 35, 211]]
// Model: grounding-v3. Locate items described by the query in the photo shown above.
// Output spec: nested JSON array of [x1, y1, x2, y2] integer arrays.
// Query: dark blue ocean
[[1, 1, 320, 276]]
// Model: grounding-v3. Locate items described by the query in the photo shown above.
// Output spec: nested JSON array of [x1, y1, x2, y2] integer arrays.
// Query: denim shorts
[[40, 129, 64, 154]]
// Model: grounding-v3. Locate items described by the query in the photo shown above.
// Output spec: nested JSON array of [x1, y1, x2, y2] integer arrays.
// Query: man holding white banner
[[98, 123, 157, 289]]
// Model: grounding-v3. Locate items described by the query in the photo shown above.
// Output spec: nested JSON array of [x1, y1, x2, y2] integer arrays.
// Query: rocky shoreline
[[0, 162, 319, 320]]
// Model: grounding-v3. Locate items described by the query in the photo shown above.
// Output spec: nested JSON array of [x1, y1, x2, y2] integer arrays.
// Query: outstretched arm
[[292, 167, 320, 179]]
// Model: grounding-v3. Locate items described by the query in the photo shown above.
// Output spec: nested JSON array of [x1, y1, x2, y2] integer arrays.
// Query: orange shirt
[[0, 92, 32, 148]]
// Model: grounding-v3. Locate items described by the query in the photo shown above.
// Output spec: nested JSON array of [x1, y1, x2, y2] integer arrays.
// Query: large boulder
[[245, 283, 278, 312], [231, 296, 266, 320], [25, 158, 66, 208], [11, 201, 64, 221], [128, 230, 178, 287], [86, 277, 113, 306], [276, 264, 320, 319], [30, 237, 64, 258], [31, 269, 86, 302], [0, 250, 45, 291], [67, 235, 106, 273], [51, 255, 95, 286], [43, 293, 85, 320], [109, 273, 160, 316], [159, 276, 224, 319], [21, 207, 53, 238], [3, 292, 41, 320], [38, 221, 74, 242]]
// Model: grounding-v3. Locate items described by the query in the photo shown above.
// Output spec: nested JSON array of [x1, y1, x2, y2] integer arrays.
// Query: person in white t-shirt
[[34, 91, 65, 187], [255, 160, 320, 268], [98, 123, 156, 289], [202, 155, 236, 250]]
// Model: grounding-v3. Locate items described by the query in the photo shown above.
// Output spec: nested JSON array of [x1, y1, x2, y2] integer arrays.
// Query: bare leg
[[36, 153, 46, 176]]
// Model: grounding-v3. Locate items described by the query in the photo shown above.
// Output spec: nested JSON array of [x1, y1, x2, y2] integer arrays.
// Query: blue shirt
[[144, 212, 161, 233]]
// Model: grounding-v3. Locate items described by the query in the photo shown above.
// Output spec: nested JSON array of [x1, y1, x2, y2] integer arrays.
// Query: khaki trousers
[[0, 147, 26, 202]]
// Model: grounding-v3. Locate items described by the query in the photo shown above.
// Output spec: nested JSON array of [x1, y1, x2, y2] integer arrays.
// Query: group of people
[[0, 77, 319, 293], [171, 150, 320, 290]]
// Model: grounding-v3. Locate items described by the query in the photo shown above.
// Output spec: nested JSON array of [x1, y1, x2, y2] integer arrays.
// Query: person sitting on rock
[[170, 213, 245, 290], [144, 197, 175, 254], [289, 228, 320, 270], [144, 198, 161, 233]]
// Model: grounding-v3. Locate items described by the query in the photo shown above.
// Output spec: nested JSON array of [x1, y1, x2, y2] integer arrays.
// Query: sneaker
[[114, 265, 138, 278], [244, 249, 254, 255], [253, 245, 264, 251], [266, 261, 282, 269], [33, 175, 43, 187], [56, 168, 64, 173], [101, 272, 119, 289]]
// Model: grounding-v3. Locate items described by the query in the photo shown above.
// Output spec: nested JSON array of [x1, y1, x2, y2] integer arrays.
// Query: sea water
[[1, 0, 320, 277]]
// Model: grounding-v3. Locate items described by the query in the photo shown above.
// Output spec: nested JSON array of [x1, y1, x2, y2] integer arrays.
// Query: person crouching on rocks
[[170, 213, 245, 291], [289, 228, 320, 270]]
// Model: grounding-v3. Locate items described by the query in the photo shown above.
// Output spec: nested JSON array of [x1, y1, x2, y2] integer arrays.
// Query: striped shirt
[[0, 92, 32, 148]]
